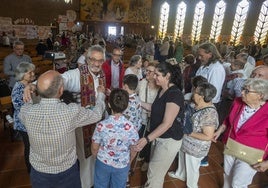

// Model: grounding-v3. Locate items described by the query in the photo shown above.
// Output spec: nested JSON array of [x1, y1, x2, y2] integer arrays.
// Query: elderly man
[[24, 45, 107, 188], [4, 40, 32, 88], [234, 65, 268, 97], [19, 70, 106, 188]]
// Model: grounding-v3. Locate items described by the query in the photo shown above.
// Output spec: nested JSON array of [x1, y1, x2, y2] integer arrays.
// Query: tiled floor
[[0, 123, 267, 188]]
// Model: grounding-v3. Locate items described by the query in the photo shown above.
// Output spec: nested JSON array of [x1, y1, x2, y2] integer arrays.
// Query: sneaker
[[168, 171, 181, 180], [141, 162, 149, 172], [200, 160, 209, 167]]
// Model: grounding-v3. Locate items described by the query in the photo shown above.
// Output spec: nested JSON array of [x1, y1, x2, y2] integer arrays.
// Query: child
[[122, 74, 142, 131], [91, 88, 139, 188]]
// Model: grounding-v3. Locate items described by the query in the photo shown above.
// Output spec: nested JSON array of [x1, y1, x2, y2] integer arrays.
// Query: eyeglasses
[[88, 57, 104, 64], [146, 69, 154, 73], [15, 47, 24, 51], [113, 53, 122, 57], [241, 87, 259, 94]]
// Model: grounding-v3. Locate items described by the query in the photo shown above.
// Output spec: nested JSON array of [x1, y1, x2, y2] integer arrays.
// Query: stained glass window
[[210, 0, 226, 42], [254, 0, 268, 44], [192, 1, 205, 42], [174, 1, 187, 41], [230, 0, 249, 45], [158, 2, 170, 39]]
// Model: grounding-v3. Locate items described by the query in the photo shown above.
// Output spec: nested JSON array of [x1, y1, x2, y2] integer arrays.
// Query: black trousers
[[18, 130, 31, 173]]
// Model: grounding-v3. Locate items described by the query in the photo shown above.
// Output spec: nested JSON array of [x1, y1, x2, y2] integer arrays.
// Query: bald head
[[250, 65, 268, 80], [37, 70, 63, 98]]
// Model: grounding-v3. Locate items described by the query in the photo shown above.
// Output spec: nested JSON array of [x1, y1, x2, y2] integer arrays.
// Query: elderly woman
[[214, 78, 268, 188], [136, 62, 159, 171], [11, 62, 35, 173], [168, 82, 219, 188], [125, 55, 143, 80], [135, 62, 184, 188]]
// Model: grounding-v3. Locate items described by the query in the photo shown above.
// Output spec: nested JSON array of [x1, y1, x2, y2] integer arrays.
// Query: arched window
[[209, 0, 226, 42], [174, 1, 187, 41], [192, 1, 205, 42], [158, 2, 170, 39], [230, 0, 249, 45], [254, 0, 268, 45]]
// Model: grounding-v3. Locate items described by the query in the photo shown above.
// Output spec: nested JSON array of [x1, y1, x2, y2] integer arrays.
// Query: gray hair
[[86, 45, 105, 60], [37, 74, 63, 98], [244, 78, 268, 101], [196, 82, 217, 103], [129, 55, 142, 66], [15, 62, 35, 81], [236, 53, 248, 63], [13, 40, 24, 48]]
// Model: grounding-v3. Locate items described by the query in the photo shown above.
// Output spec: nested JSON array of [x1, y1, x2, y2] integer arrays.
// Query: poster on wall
[[13, 25, 38, 39], [80, 0, 152, 23], [13, 25, 27, 38], [26, 25, 38, 39], [58, 10, 78, 33], [0, 25, 13, 35], [0, 17, 12, 25], [38, 26, 52, 40]]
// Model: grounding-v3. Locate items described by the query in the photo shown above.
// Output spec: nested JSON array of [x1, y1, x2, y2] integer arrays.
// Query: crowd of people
[[2, 31, 268, 188]]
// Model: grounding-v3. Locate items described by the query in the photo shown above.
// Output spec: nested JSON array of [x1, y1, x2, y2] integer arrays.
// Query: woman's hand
[[23, 84, 36, 102], [212, 124, 226, 143], [105, 88, 111, 96], [252, 160, 268, 172], [134, 137, 148, 152]]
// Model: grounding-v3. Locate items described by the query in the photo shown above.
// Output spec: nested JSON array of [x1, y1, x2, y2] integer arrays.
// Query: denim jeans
[[94, 158, 130, 188], [30, 161, 81, 188]]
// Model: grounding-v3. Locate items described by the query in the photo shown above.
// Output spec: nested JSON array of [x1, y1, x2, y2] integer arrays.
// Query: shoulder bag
[[223, 104, 267, 165]]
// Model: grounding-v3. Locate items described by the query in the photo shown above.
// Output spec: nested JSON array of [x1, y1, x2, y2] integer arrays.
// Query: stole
[[79, 64, 105, 158]]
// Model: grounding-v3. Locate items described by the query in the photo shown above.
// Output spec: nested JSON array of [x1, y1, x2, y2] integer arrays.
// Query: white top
[[247, 55, 256, 67], [243, 62, 255, 78], [77, 55, 86, 65], [61, 68, 100, 95], [137, 79, 158, 125], [195, 61, 226, 103], [111, 60, 120, 89]]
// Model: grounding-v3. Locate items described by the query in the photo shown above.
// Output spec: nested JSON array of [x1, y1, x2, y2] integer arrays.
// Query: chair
[[0, 96, 14, 141]]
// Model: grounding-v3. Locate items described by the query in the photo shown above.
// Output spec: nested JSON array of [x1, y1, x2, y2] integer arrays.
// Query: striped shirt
[[19, 93, 105, 174]]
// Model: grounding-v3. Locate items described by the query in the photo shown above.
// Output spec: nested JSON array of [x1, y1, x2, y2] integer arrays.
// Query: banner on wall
[[58, 10, 78, 33], [0, 17, 12, 25], [80, 0, 152, 23], [38, 26, 52, 39]]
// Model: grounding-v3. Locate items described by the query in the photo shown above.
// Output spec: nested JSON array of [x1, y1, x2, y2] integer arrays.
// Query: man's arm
[[3, 56, 14, 76]]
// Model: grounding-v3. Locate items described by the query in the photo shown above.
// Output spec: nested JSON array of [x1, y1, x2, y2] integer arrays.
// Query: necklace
[[244, 105, 261, 113]]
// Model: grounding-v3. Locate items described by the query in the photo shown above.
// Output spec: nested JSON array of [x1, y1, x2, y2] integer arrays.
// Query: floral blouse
[[11, 82, 27, 132]]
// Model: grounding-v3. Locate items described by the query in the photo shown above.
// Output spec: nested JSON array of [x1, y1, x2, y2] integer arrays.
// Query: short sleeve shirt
[[150, 85, 184, 140], [92, 115, 139, 168]]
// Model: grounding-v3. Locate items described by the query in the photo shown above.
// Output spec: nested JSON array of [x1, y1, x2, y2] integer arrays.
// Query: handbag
[[224, 137, 265, 165]]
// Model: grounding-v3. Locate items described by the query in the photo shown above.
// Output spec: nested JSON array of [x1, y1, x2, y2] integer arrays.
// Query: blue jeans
[[30, 161, 81, 188], [94, 158, 130, 188]]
